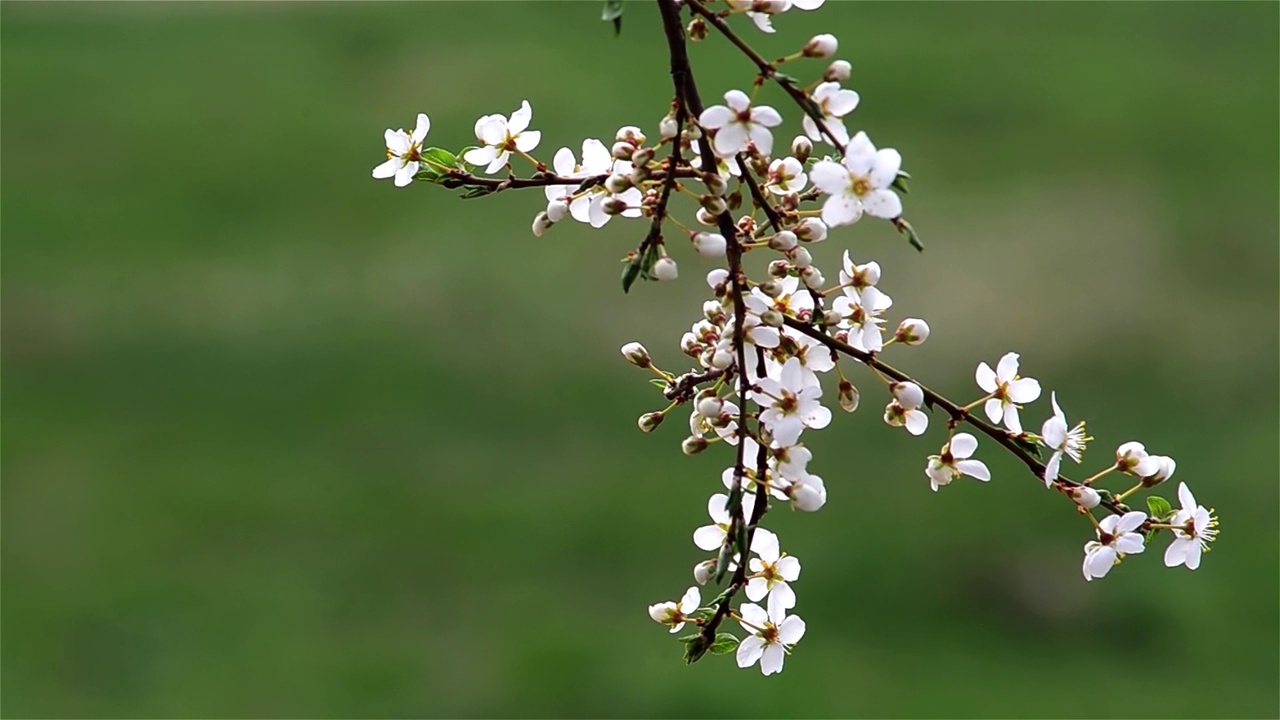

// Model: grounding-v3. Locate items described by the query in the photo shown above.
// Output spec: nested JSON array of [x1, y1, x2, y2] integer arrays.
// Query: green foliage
[[1147, 495, 1173, 520]]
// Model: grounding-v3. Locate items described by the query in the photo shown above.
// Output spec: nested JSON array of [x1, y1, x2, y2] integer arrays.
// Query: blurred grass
[[2, 1, 1277, 717]]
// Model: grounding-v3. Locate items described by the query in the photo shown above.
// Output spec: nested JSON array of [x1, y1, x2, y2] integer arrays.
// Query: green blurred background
[[3, 1, 1277, 717]]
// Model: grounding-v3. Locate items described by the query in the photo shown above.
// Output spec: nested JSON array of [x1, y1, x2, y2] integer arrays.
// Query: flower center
[[852, 176, 872, 196]]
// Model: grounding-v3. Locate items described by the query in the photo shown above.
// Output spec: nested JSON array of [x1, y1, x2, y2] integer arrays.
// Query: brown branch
[[440, 167, 698, 194], [780, 317, 1126, 515]]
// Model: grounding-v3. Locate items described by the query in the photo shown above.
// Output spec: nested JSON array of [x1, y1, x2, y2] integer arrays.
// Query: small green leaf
[[1010, 433, 1043, 459], [891, 170, 911, 194], [648, 378, 668, 389], [601, 0, 623, 36], [458, 185, 493, 200], [708, 633, 739, 655], [681, 633, 712, 664], [1146, 495, 1173, 519]]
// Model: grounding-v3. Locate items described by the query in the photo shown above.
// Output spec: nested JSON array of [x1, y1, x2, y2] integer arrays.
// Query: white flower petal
[[821, 193, 862, 227], [995, 352, 1020, 381], [955, 459, 991, 482], [693, 524, 725, 551], [736, 635, 765, 668], [699, 105, 734, 130], [760, 643, 785, 675], [975, 362, 997, 393], [950, 433, 979, 458], [411, 113, 430, 143], [372, 157, 400, 179], [508, 100, 533, 135]]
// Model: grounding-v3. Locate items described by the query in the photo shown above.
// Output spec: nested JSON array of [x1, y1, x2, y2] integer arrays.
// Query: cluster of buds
[[370, 0, 1218, 677]]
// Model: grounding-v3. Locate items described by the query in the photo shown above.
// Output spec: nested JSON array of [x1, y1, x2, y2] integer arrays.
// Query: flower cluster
[[371, 0, 1218, 678]]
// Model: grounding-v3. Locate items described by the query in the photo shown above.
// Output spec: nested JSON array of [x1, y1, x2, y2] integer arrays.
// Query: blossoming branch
[[371, 0, 1219, 677]]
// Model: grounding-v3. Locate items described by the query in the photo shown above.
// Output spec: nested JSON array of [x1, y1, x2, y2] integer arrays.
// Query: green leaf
[[1147, 495, 1173, 519], [1010, 433, 1044, 459], [708, 633, 739, 655], [681, 632, 712, 664], [601, 0, 623, 36], [621, 242, 662, 293], [458, 185, 493, 200], [415, 147, 462, 184], [891, 170, 911, 194]]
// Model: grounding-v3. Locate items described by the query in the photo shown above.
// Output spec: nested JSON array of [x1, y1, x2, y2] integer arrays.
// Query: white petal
[[1116, 511, 1148, 534], [724, 89, 751, 111], [371, 157, 400, 179], [552, 147, 577, 176], [699, 105, 734, 130], [1184, 540, 1203, 570], [826, 88, 860, 117], [810, 161, 851, 195], [514, 130, 541, 152], [869, 148, 902, 188], [693, 524, 725, 551], [582, 138, 612, 173], [776, 556, 801, 582], [778, 614, 806, 644], [905, 410, 928, 436], [956, 459, 991, 482], [769, 582, 796, 611], [477, 116, 506, 146], [484, 151, 509, 175], [1043, 451, 1062, 485], [752, 105, 783, 127], [739, 603, 769, 629], [394, 163, 416, 187], [707, 493, 731, 524], [746, 577, 769, 602], [821, 193, 862, 227], [1007, 377, 1042, 404], [995, 352, 1020, 382], [861, 188, 902, 219], [983, 397, 1003, 425], [411, 113, 430, 143], [1163, 538, 1188, 567], [680, 586, 701, 612], [975, 362, 997, 393], [462, 145, 497, 167], [1178, 482, 1196, 512], [385, 129, 409, 155], [760, 643, 785, 675], [736, 635, 765, 668], [804, 405, 832, 430], [1115, 533, 1145, 555], [751, 527, 780, 561], [950, 433, 979, 458], [508, 100, 533, 135], [713, 123, 749, 156], [747, 124, 774, 157]]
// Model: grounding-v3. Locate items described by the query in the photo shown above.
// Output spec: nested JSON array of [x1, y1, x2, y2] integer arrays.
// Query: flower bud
[[891, 381, 925, 410], [531, 211, 554, 237], [757, 279, 783, 297], [769, 230, 798, 251], [803, 33, 838, 58], [630, 164, 651, 186], [638, 411, 664, 433], [680, 333, 703, 357], [693, 559, 717, 586], [621, 341, 651, 368], [688, 17, 708, 41], [710, 348, 734, 369], [1141, 455, 1177, 486], [702, 172, 727, 197], [681, 124, 702, 143], [789, 476, 827, 512], [1068, 485, 1101, 509], [700, 194, 728, 215], [659, 114, 679, 140], [602, 197, 628, 216], [653, 256, 679, 281], [790, 136, 813, 164], [767, 260, 790, 279], [605, 173, 632, 194], [789, 246, 813, 268], [696, 395, 724, 419], [795, 217, 828, 242], [800, 265, 825, 288], [702, 299, 726, 325], [824, 59, 852, 83], [616, 126, 645, 145], [706, 268, 730, 291], [682, 435, 708, 456], [760, 308, 785, 328], [692, 232, 727, 258], [894, 318, 930, 346], [726, 189, 743, 212], [546, 198, 569, 223], [611, 141, 633, 160], [695, 207, 718, 226], [631, 146, 655, 167], [838, 379, 860, 412]]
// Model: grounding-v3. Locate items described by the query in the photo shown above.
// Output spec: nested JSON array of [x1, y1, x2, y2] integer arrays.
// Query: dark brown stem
[[440, 167, 697, 194], [780, 317, 1126, 515]]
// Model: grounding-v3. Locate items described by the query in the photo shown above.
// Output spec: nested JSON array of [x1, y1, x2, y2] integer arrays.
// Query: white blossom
[[975, 352, 1041, 433], [693, 492, 759, 552], [802, 81, 859, 148], [462, 100, 541, 174], [832, 285, 891, 352], [372, 113, 430, 188], [1083, 511, 1147, 581], [766, 157, 808, 195], [1163, 482, 1218, 570], [544, 139, 612, 223], [809, 131, 902, 226], [699, 89, 783, 157], [648, 586, 700, 633], [746, 528, 801, 609], [1040, 391, 1088, 485], [653, 256, 679, 281], [926, 433, 991, 492], [752, 357, 831, 447], [736, 601, 806, 676]]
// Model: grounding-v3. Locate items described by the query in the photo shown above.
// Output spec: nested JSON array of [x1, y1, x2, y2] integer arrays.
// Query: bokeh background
[[3, 1, 1277, 717]]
